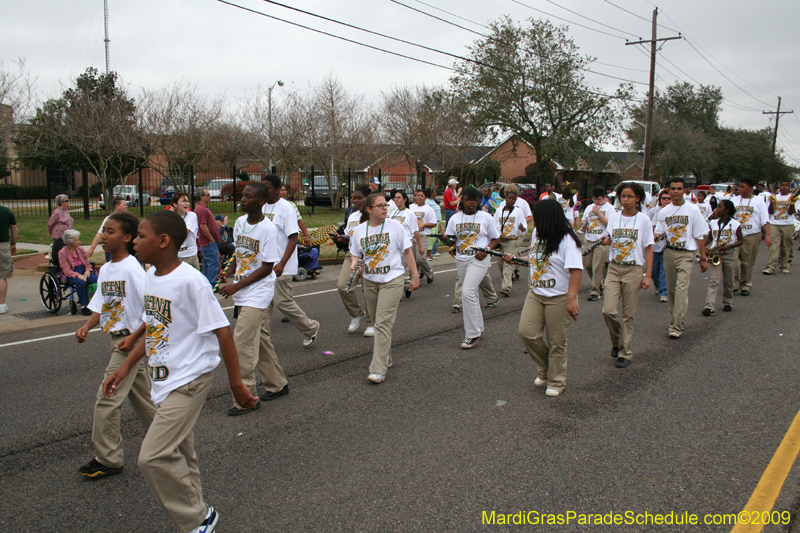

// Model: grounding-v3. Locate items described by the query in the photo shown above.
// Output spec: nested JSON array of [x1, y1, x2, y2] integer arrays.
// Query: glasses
[[371, 203, 389, 208]]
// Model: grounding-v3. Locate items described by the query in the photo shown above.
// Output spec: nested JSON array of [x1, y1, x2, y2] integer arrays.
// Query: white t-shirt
[[178, 211, 198, 258], [410, 203, 437, 236], [555, 193, 579, 220], [389, 208, 419, 242], [349, 218, 410, 283], [606, 211, 654, 266], [494, 206, 526, 239], [654, 202, 708, 251], [262, 198, 300, 276], [581, 202, 617, 242], [88, 254, 145, 336], [97, 215, 111, 235], [768, 193, 794, 226], [527, 230, 583, 297], [695, 202, 713, 220], [344, 211, 362, 238], [709, 217, 741, 254], [445, 210, 500, 262], [648, 205, 666, 253], [231, 215, 281, 309], [496, 198, 532, 234], [143, 262, 228, 406], [731, 195, 769, 236]]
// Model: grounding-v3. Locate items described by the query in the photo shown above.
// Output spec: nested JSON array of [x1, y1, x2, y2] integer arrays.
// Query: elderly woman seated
[[58, 229, 98, 316]]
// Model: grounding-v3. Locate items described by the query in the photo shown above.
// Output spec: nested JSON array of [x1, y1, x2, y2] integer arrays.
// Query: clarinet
[[581, 240, 604, 257], [429, 233, 452, 241], [344, 258, 364, 294], [213, 255, 236, 294], [469, 246, 530, 266]]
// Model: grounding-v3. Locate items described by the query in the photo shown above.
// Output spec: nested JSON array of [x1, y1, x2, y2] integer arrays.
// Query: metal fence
[[1, 164, 429, 219]]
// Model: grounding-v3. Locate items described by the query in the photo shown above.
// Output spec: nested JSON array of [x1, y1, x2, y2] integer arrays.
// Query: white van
[[609, 180, 661, 208]]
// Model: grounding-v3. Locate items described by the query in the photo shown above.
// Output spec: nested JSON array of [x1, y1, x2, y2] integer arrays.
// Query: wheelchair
[[39, 255, 96, 315]]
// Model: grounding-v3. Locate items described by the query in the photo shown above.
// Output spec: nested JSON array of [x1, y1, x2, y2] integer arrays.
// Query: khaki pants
[[705, 252, 737, 312], [456, 257, 492, 339], [138, 371, 214, 533], [496, 239, 520, 292], [413, 240, 433, 280], [737, 233, 762, 291], [518, 292, 572, 391], [235, 305, 287, 404], [362, 274, 404, 375], [453, 271, 497, 308], [664, 248, 694, 335], [269, 275, 319, 338], [179, 255, 200, 270], [602, 263, 643, 359], [92, 335, 156, 468], [336, 252, 373, 326], [767, 224, 793, 271], [582, 240, 609, 297]]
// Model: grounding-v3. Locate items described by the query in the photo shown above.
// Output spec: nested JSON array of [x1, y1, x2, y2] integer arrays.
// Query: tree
[[451, 17, 632, 186], [0, 58, 37, 180], [14, 67, 147, 211], [709, 127, 794, 184]]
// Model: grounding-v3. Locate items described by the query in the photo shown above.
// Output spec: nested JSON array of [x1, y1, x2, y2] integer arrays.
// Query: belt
[[665, 245, 692, 251], [111, 329, 131, 338]]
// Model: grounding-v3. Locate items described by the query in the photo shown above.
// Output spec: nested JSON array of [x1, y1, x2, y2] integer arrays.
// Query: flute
[[469, 246, 531, 266], [344, 257, 364, 294], [213, 255, 236, 294]]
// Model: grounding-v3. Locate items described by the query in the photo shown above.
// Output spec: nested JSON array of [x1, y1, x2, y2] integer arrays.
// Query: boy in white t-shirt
[[217, 182, 284, 415], [581, 186, 616, 301], [764, 179, 796, 274], [103, 210, 256, 533], [494, 187, 527, 296]]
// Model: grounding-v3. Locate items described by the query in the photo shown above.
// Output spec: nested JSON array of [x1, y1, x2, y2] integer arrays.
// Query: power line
[[601, 0, 679, 33], [538, 0, 644, 39], [510, 0, 634, 40]]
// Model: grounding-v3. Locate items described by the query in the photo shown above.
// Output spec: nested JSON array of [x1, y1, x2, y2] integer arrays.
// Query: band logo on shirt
[[528, 246, 555, 288], [235, 235, 260, 281], [101, 280, 126, 297], [346, 220, 359, 236], [585, 215, 602, 235], [456, 223, 481, 255], [611, 228, 638, 265], [773, 201, 789, 220], [144, 295, 172, 379], [500, 216, 516, 238], [664, 216, 688, 248], [736, 206, 754, 230], [361, 233, 391, 274], [265, 213, 275, 222]]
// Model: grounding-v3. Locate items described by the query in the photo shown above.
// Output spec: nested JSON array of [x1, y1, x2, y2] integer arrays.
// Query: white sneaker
[[348, 314, 365, 333], [659, 295, 668, 302], [190, 506, 218, 532], [0, 303, 8, 314], [545, 387, 561, 397], [303, 321, 320, 348], [534, 377, 547, 387], [668, 331, 681, 338], [363, 327, 375, 337], [367, 373, 385, 383]]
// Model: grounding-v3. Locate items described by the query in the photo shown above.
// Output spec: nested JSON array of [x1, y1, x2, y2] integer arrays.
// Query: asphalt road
[[2, 244, 800, 532]]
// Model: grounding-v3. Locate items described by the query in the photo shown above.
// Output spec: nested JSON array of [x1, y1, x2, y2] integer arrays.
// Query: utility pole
[[763, 97, 793, 183], [103, 0, 110, 73], [626, 9, 681, 181]]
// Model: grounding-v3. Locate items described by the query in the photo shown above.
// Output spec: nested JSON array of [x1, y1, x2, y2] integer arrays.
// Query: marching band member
[[409, 190, 437, 285], [580, 186, 615, 301], [730, 178, 770, 296], [648, 190, 671, 302], [694, 190, 713, 221], [349, 193, 419, 383], [333, 186, 374, 335], [654, 178, 709, 338], [703, 200, 743, 316], [600, 183, 653, 368], [507, 199, 582, 396], [443, 187, 500, 349], [763, 179, 796, 275], [390, 189, 427, 297], [494, 186, 527, 297]]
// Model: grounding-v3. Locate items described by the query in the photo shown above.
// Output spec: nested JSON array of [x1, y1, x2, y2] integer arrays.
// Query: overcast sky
[[3, 0, 800, 164]]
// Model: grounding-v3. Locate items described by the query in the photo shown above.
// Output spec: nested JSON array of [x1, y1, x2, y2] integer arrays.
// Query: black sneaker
[[740, 290, 751, 296], [616, 357, 631, 368], [259, 385, 289, 402], [405, 289, 412, 298], [460, 337, 479, 349], [702, 308, 714, 316], [227, 401, 261, 417], [723, 304, 733, 312], [451, 307, 462, 313], [80, 307, 93, 316], [611, 346, 619, 358], [485, 300, 499, 308], [588, 294, 601, 301], [427, 273, 434, 284], [78, 458, 123, 479]]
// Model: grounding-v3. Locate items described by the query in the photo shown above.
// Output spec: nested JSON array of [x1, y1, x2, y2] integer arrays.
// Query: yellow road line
[[731, 408, 800, 533]]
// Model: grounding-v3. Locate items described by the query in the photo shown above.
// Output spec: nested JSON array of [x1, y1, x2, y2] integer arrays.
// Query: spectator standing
[[87, 197, 128, 262], [47, 194, 73, 263], [443, 177, 461, 226], [425, 187, 442, 259], [0, 205, 17, 314], [194, 187, 222, 286]]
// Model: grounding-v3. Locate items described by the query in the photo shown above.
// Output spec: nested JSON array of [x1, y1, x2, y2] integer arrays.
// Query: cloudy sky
[[3, 0, 800, 163]]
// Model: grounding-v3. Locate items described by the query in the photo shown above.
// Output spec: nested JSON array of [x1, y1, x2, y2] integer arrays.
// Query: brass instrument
[[343, 257, 364, 294], [561, 181, 580, 198], [707, 246, 722, 266]]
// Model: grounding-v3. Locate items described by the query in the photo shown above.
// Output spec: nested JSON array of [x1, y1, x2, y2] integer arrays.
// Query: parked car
[[159, 185, 190, 206], [161, 176, 188, 192], [609, 180, 661, 208], [99, 185, 150, 208], [304, 176, 346, 208], [206, 178, 233, 199]]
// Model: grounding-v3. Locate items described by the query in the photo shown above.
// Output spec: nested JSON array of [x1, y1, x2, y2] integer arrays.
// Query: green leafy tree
[[451, 17, 633, 186], [15, 67, 147, 211]]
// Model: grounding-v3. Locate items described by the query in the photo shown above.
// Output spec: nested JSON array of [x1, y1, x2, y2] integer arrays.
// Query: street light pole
[[267, 80, 284, 172]]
